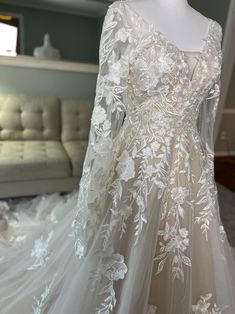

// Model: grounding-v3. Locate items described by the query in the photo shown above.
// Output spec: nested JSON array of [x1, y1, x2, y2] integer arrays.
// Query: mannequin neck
[[144, 0, 189, 11]]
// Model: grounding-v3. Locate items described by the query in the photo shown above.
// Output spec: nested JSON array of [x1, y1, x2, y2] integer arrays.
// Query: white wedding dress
[[0, 1, 235, 313]]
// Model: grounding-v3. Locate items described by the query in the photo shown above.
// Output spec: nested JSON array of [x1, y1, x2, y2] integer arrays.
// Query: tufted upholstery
[[0, 94, 60, 141], [61, 99, 93, 142], [0, 141, 71, 182], [61, 100, 93, 176], [63, 141, 88, 177], [0, 94, 94, 198]]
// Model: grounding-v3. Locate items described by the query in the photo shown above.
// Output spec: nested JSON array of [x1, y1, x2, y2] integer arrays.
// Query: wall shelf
[[0, 55, 99, 74]]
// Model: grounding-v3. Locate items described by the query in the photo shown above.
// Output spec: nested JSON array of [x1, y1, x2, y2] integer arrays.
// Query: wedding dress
[[0, 0, 235, 313]]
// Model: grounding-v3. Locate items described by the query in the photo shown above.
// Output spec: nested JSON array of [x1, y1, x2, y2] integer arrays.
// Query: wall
[[189, 0, 234, 155], [0, 65, 97, 100], [0, 3, 100, 100], [224, 63, 235, 109], [189, 0, 230, 29], [0, 0, 233, 137], [215, 61, 235, 155], [0, 3, 99, 63]]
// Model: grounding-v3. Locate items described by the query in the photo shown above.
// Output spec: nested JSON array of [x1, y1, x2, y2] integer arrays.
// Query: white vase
[[33, 33, 61, 60]]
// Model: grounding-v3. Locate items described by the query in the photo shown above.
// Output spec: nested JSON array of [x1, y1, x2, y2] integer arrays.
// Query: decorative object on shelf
[[33, 33, 61, 60]]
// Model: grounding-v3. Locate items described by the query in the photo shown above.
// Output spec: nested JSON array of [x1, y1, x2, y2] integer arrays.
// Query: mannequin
[[125, 0, 211, 52]]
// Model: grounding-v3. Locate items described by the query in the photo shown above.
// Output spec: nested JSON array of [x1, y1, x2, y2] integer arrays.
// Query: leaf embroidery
[[32, 272, 58, 314]]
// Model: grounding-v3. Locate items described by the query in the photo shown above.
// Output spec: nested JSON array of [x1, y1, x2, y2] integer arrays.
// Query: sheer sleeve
[[71, 2, 131, 258], [196, 21, 223, 185], [197, 79, 221, 180]]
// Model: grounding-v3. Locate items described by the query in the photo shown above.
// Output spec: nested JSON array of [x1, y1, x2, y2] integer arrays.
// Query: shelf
[[0, 55, 99, 74]]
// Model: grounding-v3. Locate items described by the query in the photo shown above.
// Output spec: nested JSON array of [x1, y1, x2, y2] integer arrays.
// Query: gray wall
[[0, 3, 99, 63], [225, 64, 235, 109], [215, 62, 235, 154], [189, 0, 230, 29], [0, 1, 231, 117], [0, 3, 100, 100], [0, 66, 97, 100]]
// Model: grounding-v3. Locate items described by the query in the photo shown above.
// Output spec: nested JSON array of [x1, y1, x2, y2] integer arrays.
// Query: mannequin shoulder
[[105, 0, 130, 25], [105, 0, 126, 17], [189, 5, 223, 42], [107, 0, 124, 10], [211, 19, 223, 41]]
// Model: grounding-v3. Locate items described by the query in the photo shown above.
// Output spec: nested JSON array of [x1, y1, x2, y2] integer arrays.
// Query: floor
[[214, 156, 235, 250], [215, 156, 235, 192], [217, 182, 235, 250]]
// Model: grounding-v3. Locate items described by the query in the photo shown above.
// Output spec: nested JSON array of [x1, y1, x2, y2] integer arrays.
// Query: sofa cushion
[[61, 99, 93, 142], [0, 141, 71, 182], [0, 94, 60, 140], [63, 140, 88, 177]]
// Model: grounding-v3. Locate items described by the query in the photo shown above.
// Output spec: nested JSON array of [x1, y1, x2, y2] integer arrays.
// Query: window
[[0, 13, 23, 56]]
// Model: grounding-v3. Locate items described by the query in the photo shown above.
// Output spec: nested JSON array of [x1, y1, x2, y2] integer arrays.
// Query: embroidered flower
[[171, 230, 189, 252], [158, 47, 174, 72], [116, 150, 135, 181], [192, 293, 228, 313], [131, 43, 177, 96], [27, 231, 53, 270], [142, 141, 161, 158], [192, 293, 212, 313], [151, 141, 161, 151], [159, 224, 189, 253], [148, 305, 158, 314], [171, 187, 189, 204], [106, 55, 126, 85], [93, 136, 113, 156], [103, 253, 128, 281], [115, 26, 132, 44], [91, 105, 107, 126], [144, 165, 155, 177], [142, 147, 152, 157], [219, 225, 226, 243]]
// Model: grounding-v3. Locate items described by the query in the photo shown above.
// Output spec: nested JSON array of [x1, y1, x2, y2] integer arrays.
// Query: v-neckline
[[122, 0, 213, 56]]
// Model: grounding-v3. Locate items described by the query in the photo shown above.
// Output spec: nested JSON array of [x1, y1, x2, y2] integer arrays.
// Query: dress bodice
[[121, 1, 222, 125]]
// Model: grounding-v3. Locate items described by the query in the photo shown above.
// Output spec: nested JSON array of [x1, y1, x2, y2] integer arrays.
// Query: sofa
[[0, 94, 94, 198]]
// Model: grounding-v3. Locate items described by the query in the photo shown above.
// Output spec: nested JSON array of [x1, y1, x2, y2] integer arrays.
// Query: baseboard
[[0, 177, 80, 199], [215, 151, 235, 157]]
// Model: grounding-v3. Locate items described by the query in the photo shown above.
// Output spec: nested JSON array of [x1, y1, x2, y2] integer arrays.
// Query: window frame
[[0, 11, 24, 55]]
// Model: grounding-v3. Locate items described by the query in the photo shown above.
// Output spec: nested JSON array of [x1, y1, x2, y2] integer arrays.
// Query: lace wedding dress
[[0, 1, 235, 313]]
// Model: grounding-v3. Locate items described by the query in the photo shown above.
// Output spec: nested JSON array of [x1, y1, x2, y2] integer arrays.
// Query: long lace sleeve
[[71, 2, 132, 258], [197, 79, 221, 180], [196, 21, 223, 185]]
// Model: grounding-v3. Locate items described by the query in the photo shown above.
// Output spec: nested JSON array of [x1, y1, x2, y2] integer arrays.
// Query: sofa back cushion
[[61, 99, 93, 142], [0, 94, 60, 140]]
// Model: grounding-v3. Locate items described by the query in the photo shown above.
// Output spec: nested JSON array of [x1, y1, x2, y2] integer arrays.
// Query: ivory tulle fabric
[[1, 1, 235, 313]]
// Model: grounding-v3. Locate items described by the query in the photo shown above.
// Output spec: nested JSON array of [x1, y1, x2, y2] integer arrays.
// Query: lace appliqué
[[154, 186, 192, 282], [89, 247, 128, 313], [219, 225, 227, 243], [148, 304, 158, 314], [192, 293, 229, 313], [148, 124, 193, 282], [32, 272, 58, 314], [27, 231, 53, 270], [194, 171, 216, 240]]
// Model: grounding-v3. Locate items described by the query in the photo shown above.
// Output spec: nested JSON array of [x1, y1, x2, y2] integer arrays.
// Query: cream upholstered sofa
[[0, 94, 93, 198]]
